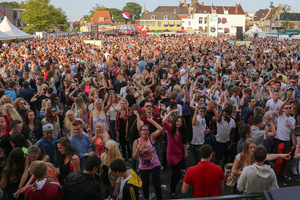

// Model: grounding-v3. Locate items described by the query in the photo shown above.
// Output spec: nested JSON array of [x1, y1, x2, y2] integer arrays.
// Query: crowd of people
[[0, 33, 299, 200]]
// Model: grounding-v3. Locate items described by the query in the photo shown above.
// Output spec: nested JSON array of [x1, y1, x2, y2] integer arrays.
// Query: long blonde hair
[[101, 139, 123, 164], [3, 103, 23, 122], [0, 95, 13, 105], [13, 97, 29, 110], [237, 138, 256, 171], [64, 110, 74, 133], [92, 99, 105, 117], [74, 96, 86, 114]]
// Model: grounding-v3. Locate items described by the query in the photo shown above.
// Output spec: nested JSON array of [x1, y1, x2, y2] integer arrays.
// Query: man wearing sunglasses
[[273, 97, 295, 179]]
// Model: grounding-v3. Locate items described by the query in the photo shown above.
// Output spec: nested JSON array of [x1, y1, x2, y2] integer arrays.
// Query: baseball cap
[[287, 87, 294, 92], [43, 124, 54, 132], [198, 104, 207, 110]]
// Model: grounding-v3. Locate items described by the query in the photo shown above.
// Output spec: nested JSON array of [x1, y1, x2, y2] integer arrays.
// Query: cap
[[43, 124, 54, 132], [198, 104, 207, 110]]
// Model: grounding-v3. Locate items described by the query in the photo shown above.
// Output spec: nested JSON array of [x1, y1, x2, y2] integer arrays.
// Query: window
[[164, 15, 168, 20], [164, 21, 168, 27], [95, 17, 98, 20], [176, 21, 181, 26], [188, 21, 191, 26], [141, 21, 145, 25], [157, 21, 162, 27], [169, 21, 174, 27], [146, 21, 150, 27], [204, 18, 207, 24], [199, 17, 203, 24], [150, 21, 156, 27], [151, 15, 156, 20]]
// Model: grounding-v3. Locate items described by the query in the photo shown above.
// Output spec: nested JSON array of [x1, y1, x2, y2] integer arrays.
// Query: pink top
[[163, 122, 183, 165], [138, 138, 160, 170]]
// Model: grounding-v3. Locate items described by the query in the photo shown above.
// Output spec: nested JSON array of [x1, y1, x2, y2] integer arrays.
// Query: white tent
[[0, 31, 15, 40], [245, 24, 263, 36], [291, 35, 300, 40], [0, 16, 34, 39]]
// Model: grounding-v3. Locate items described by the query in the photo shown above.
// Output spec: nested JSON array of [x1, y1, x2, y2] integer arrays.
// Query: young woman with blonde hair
[[0, 95, 13, 105], [72, 96, 87, 121], [100, 139, 123, 199], [42, 106, 61, 137], [88, 121, 110, 157], [3, 103, 23, 122], [13, 97, 30, 118], [89, 97, 111, 134]]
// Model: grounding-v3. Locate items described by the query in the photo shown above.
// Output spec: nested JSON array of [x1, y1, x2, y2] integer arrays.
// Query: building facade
[[140, 1, 189, 32], [182, 3, 245, 34]]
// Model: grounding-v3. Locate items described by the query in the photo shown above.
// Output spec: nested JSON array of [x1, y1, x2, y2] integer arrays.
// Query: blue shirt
[[36, 136, 58, 167], [69, 133, 91, 172], [137, 60, 147, 73], [5, 88, 17, 101]]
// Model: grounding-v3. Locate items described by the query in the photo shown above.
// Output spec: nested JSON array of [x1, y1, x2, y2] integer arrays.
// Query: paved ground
[[128, 144, 300, 200]]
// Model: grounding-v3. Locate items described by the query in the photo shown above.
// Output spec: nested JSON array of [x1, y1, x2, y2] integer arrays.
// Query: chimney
[[202, 2, 204, 6], [179, 1, 182, 5], [212, 3, 214, 6], [174, 9, 177, 14], [183, 0, 187, 7], [235, 4, 238, 14]]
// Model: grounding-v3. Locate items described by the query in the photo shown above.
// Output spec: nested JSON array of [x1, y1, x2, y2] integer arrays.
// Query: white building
[[182, 3, 245, 34]]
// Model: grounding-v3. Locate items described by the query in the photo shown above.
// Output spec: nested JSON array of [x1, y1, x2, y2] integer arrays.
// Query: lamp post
[[269, 2, 274, 31]]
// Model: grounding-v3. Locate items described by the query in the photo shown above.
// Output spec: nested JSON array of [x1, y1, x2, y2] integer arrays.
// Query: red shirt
[[25, 179, 63, 200], [184, 161, 224, 198]]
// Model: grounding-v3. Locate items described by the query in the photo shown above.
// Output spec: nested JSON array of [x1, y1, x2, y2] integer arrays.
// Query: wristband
[[297, 145, 299, 148]]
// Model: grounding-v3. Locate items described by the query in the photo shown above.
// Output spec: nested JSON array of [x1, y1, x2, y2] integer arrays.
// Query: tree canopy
[[1, 1, 24, 8], [21, 0, 68, 33], [122, 2, 142, 20]]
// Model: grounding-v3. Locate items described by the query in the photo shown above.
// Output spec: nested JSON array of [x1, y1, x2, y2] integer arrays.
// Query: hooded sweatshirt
[[237, 163, 279, 194], [120, 169, 143, 200]]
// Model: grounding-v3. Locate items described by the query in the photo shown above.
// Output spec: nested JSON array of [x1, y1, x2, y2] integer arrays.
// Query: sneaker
[[292, 166, 298, 176], [160, 166, 166, 173]]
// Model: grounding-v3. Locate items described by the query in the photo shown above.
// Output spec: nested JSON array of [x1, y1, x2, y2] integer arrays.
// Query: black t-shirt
[[126, 94, 136, 107], [0, 134, 12, 158]]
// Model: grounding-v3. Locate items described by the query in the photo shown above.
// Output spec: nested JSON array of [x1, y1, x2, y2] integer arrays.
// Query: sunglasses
[[285, 107, 292, 110], [199, 111, 206, 113], [145, 105, 153, 108], [52, 110, 56, 113]]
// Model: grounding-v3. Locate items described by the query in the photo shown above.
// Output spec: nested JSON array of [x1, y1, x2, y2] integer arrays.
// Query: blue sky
[[13, 0, 300, 21]]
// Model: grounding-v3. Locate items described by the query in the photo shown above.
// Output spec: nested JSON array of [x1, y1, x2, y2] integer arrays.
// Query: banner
[[208, 15, 218, 37]]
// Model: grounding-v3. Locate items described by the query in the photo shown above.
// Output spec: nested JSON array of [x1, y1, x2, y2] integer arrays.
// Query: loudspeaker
[[236, 26, 243, 41], [91, 25, 99, 40]]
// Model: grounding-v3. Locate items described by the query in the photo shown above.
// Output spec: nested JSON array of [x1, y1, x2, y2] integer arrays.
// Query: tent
[[0, 16, 34, 39], [245, 24, 263, 36], [0, 31, 15, 40], [291, 35, 300, 40]]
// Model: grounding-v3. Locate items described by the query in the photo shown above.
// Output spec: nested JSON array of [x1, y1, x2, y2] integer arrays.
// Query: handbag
[[224, 163, 237, 187]]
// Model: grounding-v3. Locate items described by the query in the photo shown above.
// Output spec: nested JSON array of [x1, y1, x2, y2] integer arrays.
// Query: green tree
[[86, 4, 107, 22], [1, 1, 20, 8], [281, 5, 292, 31], [108, 8, 124, 23], [21, 0, 68, 33], [122, 2, 142, 20]]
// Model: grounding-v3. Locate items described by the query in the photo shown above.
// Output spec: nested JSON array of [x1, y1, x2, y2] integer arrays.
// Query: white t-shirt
[[276, 113, 295, 141], [191, 115, 206, 145], [119, 171, 131, 200], [266, 99, 283, 111], [216, 116, 236, 143], [180, 68, 188, 85]]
